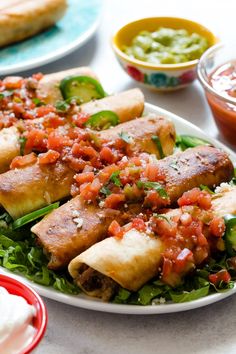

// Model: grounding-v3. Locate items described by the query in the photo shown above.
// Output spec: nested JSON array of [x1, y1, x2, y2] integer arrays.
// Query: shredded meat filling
[[76, 265, 118, 301]]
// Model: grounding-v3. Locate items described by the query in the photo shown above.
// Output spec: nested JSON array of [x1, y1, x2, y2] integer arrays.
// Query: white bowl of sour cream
[[0, 274, 47, 354]]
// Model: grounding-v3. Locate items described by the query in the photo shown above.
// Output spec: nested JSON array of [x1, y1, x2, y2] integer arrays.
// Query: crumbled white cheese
[[121, 156, 128, 163], [73, 217, 83, 228], [151, 297, 166, 305], [215, 182, 232, 194], [72, 210, 80, 217], [99, 201, 105, 208]]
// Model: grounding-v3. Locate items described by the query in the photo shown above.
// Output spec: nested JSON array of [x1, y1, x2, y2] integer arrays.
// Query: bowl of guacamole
[[112, 17, 218, 91]]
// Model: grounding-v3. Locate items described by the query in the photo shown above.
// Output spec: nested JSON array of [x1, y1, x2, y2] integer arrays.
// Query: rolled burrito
[[68, 185, 236, 300], [0, 0, 67, 47], [32, 146, 233, 270]]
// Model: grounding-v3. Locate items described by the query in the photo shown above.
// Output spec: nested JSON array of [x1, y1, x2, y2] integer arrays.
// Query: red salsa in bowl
[[198, 44, 236, 145]]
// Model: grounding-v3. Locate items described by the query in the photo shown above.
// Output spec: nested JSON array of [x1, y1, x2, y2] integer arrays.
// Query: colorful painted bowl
[[112, 17, 218, 91], [0, 274, 48, 354]]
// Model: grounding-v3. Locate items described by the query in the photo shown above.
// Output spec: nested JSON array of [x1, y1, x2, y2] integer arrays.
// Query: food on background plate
[[123, 27, 209, 64], [0, 285, 36, 353], [0, 0, 67, 47], [0, 67, 235, 306]]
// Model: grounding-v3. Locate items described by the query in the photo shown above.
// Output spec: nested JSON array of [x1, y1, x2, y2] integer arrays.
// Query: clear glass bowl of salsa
[[197, 43, 236, 146]]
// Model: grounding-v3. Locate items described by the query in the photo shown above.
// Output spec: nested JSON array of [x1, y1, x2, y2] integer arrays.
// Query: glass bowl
[[197, 43, 236, 145]]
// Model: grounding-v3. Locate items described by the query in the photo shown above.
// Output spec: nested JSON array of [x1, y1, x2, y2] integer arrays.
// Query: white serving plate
[[1, 102, 236, 315]]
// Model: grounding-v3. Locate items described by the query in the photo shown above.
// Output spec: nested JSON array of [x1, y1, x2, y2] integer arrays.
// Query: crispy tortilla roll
[[31, 146, 233, 270], [0, 126, 20, 173], [31, 197, 134, 269], [0, 161, 74, 219], [161, 146, 234, 204], [80, 89, 144, 123], [0, 0, 67, 47], [68, 229, 164, 300], [212, 185, 236, 217], [37, 67, 98, 105], [68, 187, 236, 300], [0, 115, 172, 220], [97, 114, 176, 158]]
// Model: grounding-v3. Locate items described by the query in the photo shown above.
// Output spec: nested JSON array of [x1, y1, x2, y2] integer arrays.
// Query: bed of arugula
[[0, 135, 235, 306]]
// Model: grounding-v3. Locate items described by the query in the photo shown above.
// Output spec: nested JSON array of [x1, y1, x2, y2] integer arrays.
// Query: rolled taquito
[[0, 161, 74, 219], [68, 186, 236, 300], [80, 89, 144, 123], [97, 114, 176, 158], [32, 146, 233, 269], [158, 146, 234, 206], [0, 126, 20, 173], [68, 228, 164, 300], [0, 115, 175, 220]]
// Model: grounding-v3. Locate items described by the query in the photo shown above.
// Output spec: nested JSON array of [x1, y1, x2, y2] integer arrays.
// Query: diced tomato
[[104, 193, 125, 209], [72, 143, 98, 159], [23, 111, 35, 120], [197, 192, 212, 210], [3, 76, 23, 90], [80, 178, 101, 201], [36, 105, 56, 118], [100, 146, 114, 163], [74, 171, 95, 185], [108, 220, 122, 237], [12, 103, 25, 118], [67, 157, 87, 172], [25, 129, 47, 152], [209, 269, 231, 285], [32, 73, 43, 81], [151, 216, 177, 238], [173, 248, 194, 273], [10, 152, 37, 169], [99, 165, 120, 184], [162, 258, 173, 277], [144, 163, 166, 182], [38, 150, 60, 164], [197, 233, 208, 247], [43, 115, 65, 128], [144, 190, 169, 208], [178, 188, 212, 210], [209, 217, 226, 238], [180, 213, 192, 226], [47, 133, 72, 152], [72, 113, 90, 127], [132, 217, 146, 232]]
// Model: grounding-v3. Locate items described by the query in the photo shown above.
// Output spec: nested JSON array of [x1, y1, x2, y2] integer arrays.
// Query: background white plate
[[1, 102, 236, 314]]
